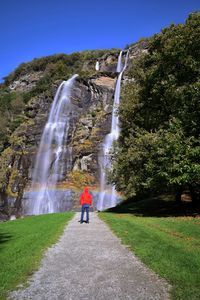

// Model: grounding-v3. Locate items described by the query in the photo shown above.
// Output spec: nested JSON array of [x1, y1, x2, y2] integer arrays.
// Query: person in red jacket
[[80, 187, 92, 223]]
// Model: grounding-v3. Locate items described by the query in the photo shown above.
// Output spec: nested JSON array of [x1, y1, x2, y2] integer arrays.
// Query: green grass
[[0, 212, 74, 299], [99, 198, 200, 300]]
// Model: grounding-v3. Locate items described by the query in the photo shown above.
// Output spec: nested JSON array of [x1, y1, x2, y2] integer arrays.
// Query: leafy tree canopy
[[110, 12, 200, 203]]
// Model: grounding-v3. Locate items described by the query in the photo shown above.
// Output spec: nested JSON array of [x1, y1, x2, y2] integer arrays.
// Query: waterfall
[[26, 74, 78, 215], [95, 61, 100, 71], [116, 50, 123, 73], [97, 50, 129, 211]]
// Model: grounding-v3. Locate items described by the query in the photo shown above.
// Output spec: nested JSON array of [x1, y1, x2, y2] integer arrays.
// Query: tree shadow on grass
[[106, 195, 200, 218], [0, 231, 12, 247]]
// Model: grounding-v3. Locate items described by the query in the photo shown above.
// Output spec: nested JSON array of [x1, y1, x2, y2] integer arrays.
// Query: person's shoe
[[86, 221, 89, 224], [80, 221, 83, 224]]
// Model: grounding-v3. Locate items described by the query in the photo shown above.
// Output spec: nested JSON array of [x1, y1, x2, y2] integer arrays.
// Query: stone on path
[[9, 213, 170, 300]]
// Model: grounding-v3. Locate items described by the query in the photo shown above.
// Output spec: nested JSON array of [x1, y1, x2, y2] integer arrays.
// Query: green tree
[[110, 119, 200, 203], [110, 12, 200, 204]]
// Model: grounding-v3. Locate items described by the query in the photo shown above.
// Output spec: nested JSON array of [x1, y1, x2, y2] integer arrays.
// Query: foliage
[[110, 119, 200, 198], [0, 212, 74, 299], [67, 170, 95, 188], [0, 147, 14, 190], [6, 169, 19, 197], [80, 48, 118, 60], [74, 139, 94, 154], [3, 49, 117, 85], [3, 53, 80, 84], [110, 12, 200, 202], [0, 91, 25, 149], [0, 134, 27, 197]]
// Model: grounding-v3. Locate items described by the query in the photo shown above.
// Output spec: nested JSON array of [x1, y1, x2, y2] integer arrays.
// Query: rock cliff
[[0, 41, 148, 219]]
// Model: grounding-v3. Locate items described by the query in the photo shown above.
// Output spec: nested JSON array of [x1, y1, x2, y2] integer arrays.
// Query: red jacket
[[80, 187, 92, 206]]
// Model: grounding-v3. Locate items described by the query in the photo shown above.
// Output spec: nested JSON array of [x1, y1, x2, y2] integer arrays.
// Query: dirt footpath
[[9, 212, 170, 300]]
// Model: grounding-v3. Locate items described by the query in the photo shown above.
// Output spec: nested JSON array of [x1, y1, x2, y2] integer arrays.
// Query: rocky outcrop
[[82, 51, 119, 73], [0, 72, 116, 217], [129, 40, 148, 60], [9, 72, 44, 92], [99, 53, 119, 72], [0, 40, 149, 219], [69, 76, 115, 179], [91, 76, 115, 89]]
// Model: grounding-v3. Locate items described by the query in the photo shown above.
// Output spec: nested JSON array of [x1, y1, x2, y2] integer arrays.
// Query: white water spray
[[116, 50, 123, 73], [95, 61, 100, 71], [97, 50, 129, 211], [26, 74, 78, 215]]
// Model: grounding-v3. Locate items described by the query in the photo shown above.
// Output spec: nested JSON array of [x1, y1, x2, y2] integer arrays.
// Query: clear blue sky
[[1, 0, 199, 81]]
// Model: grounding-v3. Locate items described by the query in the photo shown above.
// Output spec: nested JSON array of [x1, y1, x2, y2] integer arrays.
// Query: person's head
[[84, 187, 88, 193]]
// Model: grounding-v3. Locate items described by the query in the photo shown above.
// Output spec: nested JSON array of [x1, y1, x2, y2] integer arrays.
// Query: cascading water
[[95, 61, 100, 71], [25, 74, 78, 215], [97, 50, 129, 211], [116, 50, 123, 73]]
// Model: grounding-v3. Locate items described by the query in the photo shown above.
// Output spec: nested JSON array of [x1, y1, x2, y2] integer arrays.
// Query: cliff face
[[0, 41, 148, 219]]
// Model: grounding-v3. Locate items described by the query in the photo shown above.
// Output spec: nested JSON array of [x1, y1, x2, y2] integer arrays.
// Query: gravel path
[[9, 212, 170, 300]]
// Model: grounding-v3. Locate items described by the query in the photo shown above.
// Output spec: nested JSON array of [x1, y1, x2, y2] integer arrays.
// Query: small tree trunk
[[176, 186, 182, 203], [189, 185, 198, 206]]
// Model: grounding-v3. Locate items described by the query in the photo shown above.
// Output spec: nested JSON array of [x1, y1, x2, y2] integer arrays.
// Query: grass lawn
[[0, 212, 74, 300], [99, 197, 200, 300]]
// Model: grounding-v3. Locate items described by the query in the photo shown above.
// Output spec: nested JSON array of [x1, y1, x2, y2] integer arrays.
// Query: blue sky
[[1, 0, 199, 81]]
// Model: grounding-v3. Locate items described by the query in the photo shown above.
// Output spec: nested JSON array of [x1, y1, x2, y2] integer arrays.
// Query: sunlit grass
[[100, 199, 200, 300], [0, 212, 74, 300]]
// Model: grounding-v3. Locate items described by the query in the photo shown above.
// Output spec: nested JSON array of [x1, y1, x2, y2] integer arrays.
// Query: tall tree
[[110, 12, 200, 204]]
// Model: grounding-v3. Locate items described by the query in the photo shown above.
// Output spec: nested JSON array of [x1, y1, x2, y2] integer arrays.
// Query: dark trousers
[[81, 204, 90, 222]]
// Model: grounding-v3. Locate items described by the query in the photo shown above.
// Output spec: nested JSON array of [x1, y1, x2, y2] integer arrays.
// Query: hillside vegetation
[[109, 12, 200, 205]]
